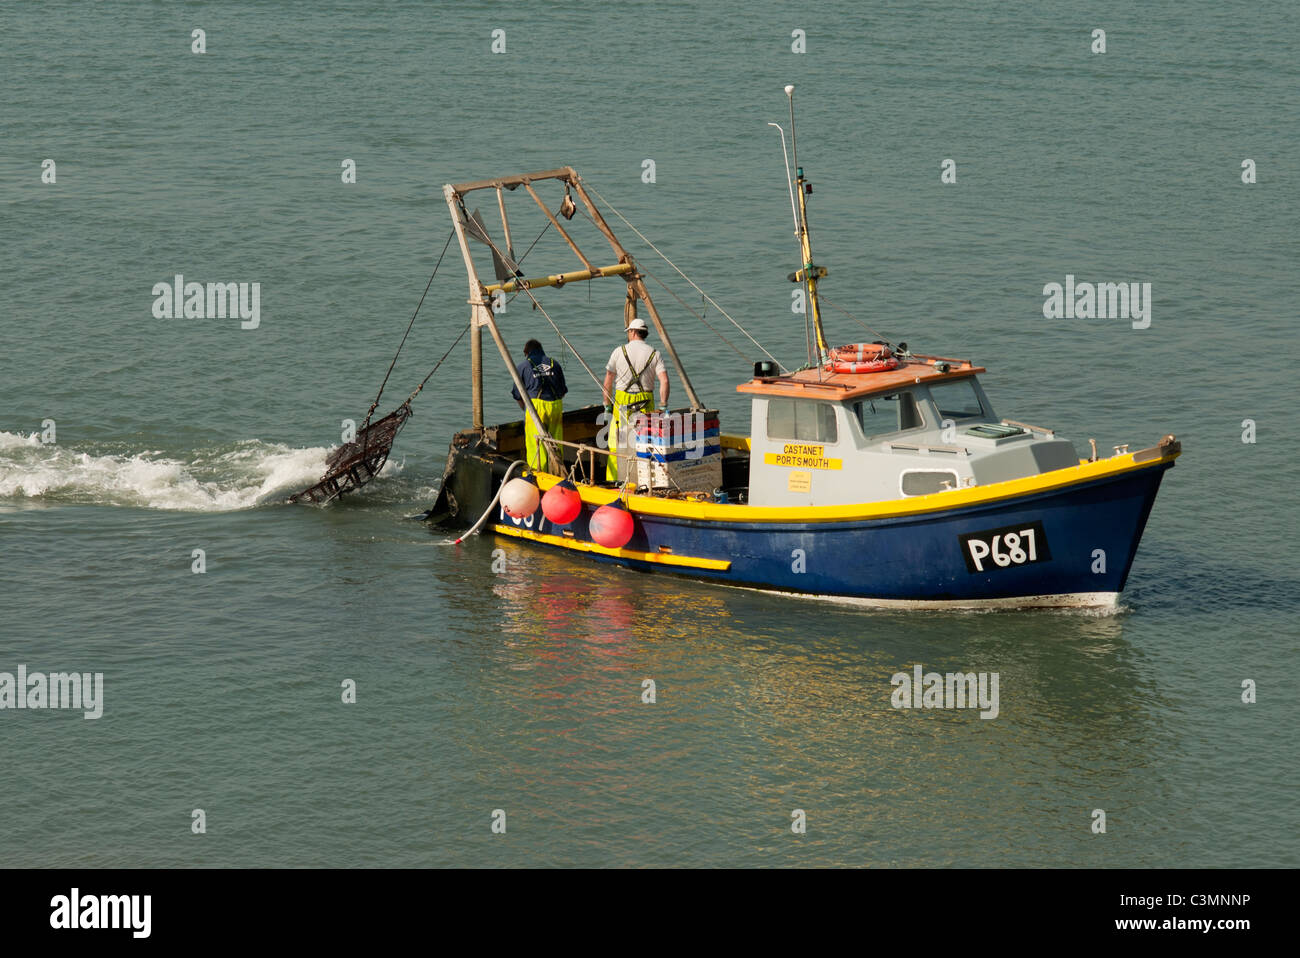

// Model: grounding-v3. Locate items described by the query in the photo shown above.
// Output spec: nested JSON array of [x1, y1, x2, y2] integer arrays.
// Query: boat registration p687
[[959, 520, 1051, 573]]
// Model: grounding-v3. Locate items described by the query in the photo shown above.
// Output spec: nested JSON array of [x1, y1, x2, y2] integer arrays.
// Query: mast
[[786, 85, 830, 362], [443, 168, 705, 460], [444, 183, 554, 454], [446, 184, 488, 428]]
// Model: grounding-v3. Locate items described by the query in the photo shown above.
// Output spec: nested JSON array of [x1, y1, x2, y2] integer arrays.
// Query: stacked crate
[[632, 409, 723, 492]]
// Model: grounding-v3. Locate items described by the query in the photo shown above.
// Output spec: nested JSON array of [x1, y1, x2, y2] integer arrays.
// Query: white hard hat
[[627, 318, 648, 331]]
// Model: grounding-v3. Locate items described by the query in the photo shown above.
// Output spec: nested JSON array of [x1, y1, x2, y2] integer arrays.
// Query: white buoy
[[501, 477, 539, 518]]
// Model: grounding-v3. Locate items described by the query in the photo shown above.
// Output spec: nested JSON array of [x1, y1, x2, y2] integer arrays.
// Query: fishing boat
[[419, 91, 1181, 610]]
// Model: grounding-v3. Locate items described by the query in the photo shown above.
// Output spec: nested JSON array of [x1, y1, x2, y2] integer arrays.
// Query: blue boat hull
[[490, 461, 1174, 608]]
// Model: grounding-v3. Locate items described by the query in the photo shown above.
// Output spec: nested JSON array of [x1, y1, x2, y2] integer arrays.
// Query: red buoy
[[589, 500, 634, 549], [541, 479, 582, 525]]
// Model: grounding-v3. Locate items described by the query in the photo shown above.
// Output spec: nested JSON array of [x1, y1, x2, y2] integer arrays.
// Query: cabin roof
[[736, 357, 986, 402]]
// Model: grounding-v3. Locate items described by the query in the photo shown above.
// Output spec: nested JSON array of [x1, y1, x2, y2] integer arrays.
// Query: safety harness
[[618, 345, 658, 413]]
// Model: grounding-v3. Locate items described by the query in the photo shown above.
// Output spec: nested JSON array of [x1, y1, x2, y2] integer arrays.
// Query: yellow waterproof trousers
[[525, 397, 564, 474], [606, 389, 653, 482]]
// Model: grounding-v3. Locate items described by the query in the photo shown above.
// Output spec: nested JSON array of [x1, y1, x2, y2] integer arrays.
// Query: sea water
[[1, 0, 1296, 866]]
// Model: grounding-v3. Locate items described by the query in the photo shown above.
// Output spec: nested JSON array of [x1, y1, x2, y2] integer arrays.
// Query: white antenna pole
[[783, 84, 828, 369], [786, 84, 812, 366], [767, 122, 799, 237], [785, 84, 800, 194]]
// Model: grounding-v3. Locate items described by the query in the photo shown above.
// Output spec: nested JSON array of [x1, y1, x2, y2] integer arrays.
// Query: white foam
[[0, 431, 331, 511], [0, 430, 43, 450]]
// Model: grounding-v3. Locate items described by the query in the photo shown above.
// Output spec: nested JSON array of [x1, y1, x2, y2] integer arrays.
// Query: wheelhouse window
[[928, 379, 985, 420], [767, 399, 838, 443], [854, 392, 924, 440], [901, 469, 961, 496]]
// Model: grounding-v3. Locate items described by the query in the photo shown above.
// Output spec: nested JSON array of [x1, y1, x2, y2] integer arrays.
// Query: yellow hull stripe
[[491, 523, 732, 570], [534, 447, 1180, 524]]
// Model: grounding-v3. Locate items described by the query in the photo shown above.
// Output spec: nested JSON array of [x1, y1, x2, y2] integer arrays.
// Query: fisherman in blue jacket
[[511, 339, 568, 474]]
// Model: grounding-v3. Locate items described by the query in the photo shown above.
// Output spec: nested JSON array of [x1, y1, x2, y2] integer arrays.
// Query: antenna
[[769, 117, 813, 366], [783, 84, 829, 367], [767, 122, 800, 237], [785, 85, 800, 194]]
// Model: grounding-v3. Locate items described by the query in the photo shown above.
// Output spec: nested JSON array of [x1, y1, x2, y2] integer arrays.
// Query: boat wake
[[0, 431, 356, 512]]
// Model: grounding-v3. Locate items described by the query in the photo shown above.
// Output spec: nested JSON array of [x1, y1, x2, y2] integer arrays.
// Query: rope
[[400, 222, 554, 407], [406, 320, 472, 402], [581, 181, 786, 369], [457, 203, 604, 392], [501, 221, 552, 309], [639, 266, 751, 364], [517, 221, 551, 266], [520, 295, 603, 389], [365, 229, 456, 426]]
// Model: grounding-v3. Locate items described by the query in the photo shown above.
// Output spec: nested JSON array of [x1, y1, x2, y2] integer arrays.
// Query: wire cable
[[365, 229, 456, 425], [581, 181, 787, 369]]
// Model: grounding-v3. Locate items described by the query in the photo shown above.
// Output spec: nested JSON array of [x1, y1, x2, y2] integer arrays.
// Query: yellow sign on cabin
[[764, 443, 843, 471], [787, 470, 812, 493]]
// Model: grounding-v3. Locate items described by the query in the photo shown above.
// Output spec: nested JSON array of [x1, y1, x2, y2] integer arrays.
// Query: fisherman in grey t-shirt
[[602, 318, 668, 482]]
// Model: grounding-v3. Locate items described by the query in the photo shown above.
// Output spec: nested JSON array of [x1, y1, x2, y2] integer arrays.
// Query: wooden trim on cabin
[[736, 359, 986, 402]]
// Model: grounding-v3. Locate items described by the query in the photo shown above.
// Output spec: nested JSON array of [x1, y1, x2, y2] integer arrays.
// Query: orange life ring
[[829, 342, 891, 363], [827, 357, 900, 374], [825, 342, 898, 374]]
